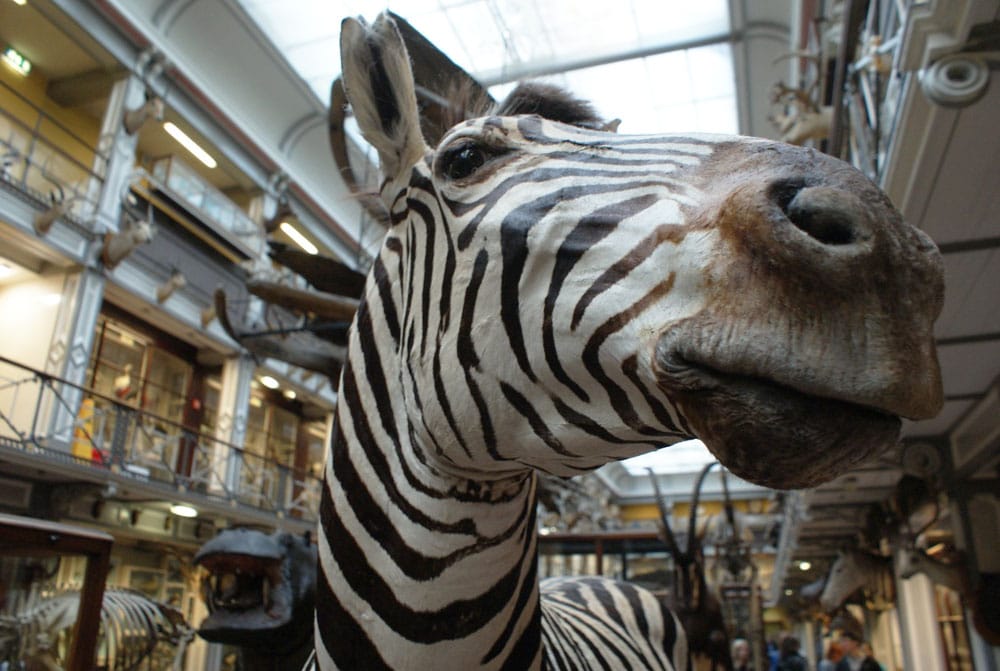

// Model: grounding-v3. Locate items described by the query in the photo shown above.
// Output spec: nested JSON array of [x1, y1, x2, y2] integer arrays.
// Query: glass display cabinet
[[538, 530, 671, 588], [0, 512, 113, 671]]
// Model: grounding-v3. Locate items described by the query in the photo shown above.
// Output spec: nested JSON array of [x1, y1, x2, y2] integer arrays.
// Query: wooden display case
[[0, 512, 113, 671]]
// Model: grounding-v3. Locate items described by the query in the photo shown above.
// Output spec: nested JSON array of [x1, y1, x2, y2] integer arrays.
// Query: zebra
[[314, 12, 944, 670]]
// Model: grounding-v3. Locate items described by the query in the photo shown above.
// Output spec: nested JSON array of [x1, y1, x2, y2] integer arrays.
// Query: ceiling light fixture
[[10, 0, 27, 6], [259, 375, 279, 389], [163, 121, 217, 169], [279, 222, 318, 255], [925, 543, 946, 556], [2, 47, 31, 76], [283, 389, 297, 400], [169, 503, 198, 518], [798, 560, 812, 571]]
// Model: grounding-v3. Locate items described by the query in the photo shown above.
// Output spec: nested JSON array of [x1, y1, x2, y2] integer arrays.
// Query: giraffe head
[[339, 13, 943, 489]]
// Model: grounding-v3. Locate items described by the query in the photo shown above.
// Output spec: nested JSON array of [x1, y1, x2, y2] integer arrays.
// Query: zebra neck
[[317, 358, 544, 669]]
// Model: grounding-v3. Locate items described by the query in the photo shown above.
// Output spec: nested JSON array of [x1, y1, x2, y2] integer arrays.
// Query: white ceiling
[[238, 0, 739, 135]]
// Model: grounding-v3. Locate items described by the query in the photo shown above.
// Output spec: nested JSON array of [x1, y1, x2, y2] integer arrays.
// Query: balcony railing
[[0, 79, 105, 225], [0, 355, 321, 522], [146, 155, 263, 259]]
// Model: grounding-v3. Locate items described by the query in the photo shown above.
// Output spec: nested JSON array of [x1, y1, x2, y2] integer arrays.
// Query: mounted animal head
[[891, 473, 940, 539], [101, 219, 153, 269], [819, 549, 892, 612], [897, 546, 970, 595], [649, 463, 733, 670], [195, 528, 316, 657], [338, 12, 943, 489]]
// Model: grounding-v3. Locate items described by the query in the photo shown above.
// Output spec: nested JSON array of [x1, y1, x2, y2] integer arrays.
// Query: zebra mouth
[[654, 349, 900, 489], [196, 553, 292, 634]]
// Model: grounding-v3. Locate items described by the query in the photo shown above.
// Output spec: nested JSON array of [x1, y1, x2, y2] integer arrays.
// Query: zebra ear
[[340, 13, 427, 181]]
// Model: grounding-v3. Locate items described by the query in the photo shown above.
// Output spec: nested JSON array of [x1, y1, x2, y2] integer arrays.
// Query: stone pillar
[[800, 620, 817, 669], [894, 551, 946, 671], [955, 494, 1000, 671], [211, 354, 255, 496], [43, 268, 106, 446], [969, 620, 999, 671]]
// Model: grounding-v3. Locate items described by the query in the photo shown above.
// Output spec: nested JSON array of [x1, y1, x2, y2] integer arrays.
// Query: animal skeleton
[[0, 588, 192, 671]]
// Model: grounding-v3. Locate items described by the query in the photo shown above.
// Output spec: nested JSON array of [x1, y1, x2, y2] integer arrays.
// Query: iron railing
[[0, 355, 321, 521], [0, 79, 105, 225]]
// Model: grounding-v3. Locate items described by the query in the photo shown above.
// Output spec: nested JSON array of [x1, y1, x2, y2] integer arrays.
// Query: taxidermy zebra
[[314, 12, 944, 670]]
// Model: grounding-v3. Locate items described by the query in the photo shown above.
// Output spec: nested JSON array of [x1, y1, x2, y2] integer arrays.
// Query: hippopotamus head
[[194, 528, 316, 655]]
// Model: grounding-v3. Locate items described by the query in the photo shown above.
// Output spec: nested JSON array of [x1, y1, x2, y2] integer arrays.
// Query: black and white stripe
[[313, 9, 946, 670], [315, 17, 716, 666]]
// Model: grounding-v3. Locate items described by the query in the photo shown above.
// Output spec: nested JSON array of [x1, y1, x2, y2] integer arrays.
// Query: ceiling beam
[[475, 21, 789, 87], [938, 330, 1000, 347], [47, 67, 128, 107], [937, 235, 1000, 254]]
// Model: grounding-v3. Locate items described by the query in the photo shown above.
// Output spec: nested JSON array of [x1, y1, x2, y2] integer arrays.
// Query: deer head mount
[[123, 96, 165, 135]]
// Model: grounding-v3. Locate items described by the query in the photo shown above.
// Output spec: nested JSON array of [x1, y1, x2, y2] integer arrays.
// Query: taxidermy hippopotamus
[[194, 528, 316, 671]]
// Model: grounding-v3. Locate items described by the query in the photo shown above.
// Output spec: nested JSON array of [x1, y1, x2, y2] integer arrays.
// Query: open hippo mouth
[[200, 554, 282, 613], [195, 540, 293, 638], [655, 347, 901, 490]]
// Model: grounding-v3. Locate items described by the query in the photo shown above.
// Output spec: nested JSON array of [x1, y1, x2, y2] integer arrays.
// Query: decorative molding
[[278, 113, 326, 156], [151, 0, 197, 33]]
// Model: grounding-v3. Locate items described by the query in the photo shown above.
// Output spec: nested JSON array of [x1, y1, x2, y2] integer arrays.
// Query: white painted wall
[[0, 273, 67, 440]]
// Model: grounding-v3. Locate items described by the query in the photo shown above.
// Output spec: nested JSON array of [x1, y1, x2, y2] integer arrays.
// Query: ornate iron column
[[43, 74, 147, 445]]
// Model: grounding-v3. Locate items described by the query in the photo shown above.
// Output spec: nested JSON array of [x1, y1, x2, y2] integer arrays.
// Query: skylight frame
[[238, 0, 739, 136]]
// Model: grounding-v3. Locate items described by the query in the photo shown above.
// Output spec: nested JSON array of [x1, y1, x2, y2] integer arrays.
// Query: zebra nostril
[[782, 186, 866, 247]]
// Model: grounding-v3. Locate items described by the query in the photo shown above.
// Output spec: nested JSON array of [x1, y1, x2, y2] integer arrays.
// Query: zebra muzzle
[[653, 337, 900, 490]]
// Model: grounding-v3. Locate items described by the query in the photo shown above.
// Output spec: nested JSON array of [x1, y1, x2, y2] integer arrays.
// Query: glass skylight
[[239, 0, 737, 135], [621, 439, 718, 475]]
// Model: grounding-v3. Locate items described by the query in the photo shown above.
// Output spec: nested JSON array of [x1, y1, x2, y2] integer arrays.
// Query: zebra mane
[[495, 82, 606, 129], [444, 81, 608, 130]]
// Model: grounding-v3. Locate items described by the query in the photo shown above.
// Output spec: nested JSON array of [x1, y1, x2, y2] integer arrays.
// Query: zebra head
[[339, 13, 943, 490]]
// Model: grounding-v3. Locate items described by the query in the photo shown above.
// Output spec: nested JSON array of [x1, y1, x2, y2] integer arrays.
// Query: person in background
[[767, 636, 780, 671], [777, 636, 808, 671], [835, 631, 880, 671], [768, 632, 790, 671], [731, 638, 751, 671], [818, 640, 842, 671], [860, 642, 886, 671]]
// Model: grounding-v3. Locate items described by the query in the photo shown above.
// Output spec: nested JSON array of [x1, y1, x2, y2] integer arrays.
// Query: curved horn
[[688, 461, 720, 553], [647, 468, 683, 559]]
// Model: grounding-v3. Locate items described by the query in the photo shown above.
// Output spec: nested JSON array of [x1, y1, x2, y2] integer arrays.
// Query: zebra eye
[[439, 143, 488, 180]]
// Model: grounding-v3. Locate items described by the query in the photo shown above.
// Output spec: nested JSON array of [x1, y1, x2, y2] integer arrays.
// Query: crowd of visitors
[[731, 630, 883, 671]]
